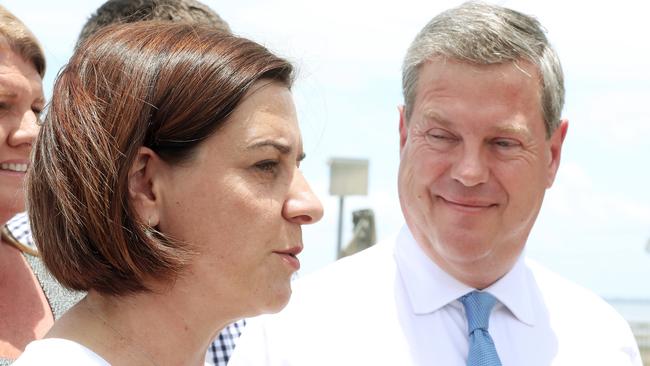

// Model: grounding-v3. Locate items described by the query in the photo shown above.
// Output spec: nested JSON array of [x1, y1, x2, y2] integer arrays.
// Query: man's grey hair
[[402, 1, 564, 137]]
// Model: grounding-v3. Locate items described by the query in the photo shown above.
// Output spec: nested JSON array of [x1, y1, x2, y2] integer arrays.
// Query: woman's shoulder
[[12, 338, 109, 366]]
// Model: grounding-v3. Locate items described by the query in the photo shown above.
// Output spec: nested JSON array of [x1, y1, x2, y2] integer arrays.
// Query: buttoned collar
[[394, 225, 536, 326]]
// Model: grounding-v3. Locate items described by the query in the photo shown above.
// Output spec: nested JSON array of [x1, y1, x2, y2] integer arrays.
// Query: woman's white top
[[13, 338, 109, 365], [14, 337, 212, 365]]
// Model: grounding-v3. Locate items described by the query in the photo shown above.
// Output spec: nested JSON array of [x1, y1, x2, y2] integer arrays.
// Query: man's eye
[[430, 133, 450, 140], [492, 139, 520, 148], [426, 129, 457, 145], [426, 128, 456, 140]]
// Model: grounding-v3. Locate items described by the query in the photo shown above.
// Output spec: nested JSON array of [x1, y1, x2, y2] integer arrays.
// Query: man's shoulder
[[526, 258, 607, 303], [524, 259, 641, 363], [525, 258, 630, 328]]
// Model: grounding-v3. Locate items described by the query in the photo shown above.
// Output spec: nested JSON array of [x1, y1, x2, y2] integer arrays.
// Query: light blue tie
[[459, 291, 502, 366]]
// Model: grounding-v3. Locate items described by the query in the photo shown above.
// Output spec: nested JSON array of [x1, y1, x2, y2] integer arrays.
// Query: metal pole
[[336, 195, 345, 259]]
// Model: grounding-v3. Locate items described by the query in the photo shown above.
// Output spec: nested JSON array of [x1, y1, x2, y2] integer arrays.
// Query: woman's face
[[156, 81, 323, 316], [0, 46, 42, 223]]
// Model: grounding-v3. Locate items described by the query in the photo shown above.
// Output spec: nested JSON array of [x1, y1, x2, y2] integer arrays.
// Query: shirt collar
[[394, 225, 536, 326], [484, 254, 536, 326]]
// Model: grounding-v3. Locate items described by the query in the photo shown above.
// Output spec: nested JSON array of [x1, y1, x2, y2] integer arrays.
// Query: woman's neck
[[48, 287, 234, 366]]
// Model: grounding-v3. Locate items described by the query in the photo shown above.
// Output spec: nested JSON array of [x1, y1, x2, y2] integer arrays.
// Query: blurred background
[[5, 0, 649, 361]]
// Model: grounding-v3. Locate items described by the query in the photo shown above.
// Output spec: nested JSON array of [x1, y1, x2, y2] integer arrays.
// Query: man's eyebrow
[[247, 140, 292, 154], [424, 110, 534, 138], [423, 110, 454, 128], [492, 124, 532, 138]]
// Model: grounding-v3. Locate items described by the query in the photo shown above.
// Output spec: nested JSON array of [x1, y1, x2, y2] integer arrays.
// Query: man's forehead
[[412, 58, 543, 111], [419, 57, 539, 79]]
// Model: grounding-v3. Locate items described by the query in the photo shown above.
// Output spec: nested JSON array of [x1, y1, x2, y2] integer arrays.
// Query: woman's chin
[[251, 285, 293, 316]]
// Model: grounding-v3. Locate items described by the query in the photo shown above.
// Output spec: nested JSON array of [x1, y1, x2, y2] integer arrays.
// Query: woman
[[0, 6, 83, 364], [15, 21, 322, 365]]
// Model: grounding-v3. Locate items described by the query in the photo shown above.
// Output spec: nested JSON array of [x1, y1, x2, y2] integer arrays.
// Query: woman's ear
[[128, 147, 163, 227]]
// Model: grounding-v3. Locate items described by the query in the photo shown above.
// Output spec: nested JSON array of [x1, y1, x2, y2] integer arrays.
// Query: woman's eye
[[254, 160, 279, 173]]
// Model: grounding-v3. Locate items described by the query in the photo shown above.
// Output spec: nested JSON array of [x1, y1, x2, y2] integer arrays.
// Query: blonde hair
[[0, 5, 45, 77]]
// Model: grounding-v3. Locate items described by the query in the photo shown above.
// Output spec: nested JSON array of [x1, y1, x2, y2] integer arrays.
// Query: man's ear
[[546, 119, 569, 188], [128, 147, 164, 227], [399, 105, 408, 151]]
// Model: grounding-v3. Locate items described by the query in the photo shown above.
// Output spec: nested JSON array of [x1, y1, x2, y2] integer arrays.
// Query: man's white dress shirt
[[229, 226, 641, 366]]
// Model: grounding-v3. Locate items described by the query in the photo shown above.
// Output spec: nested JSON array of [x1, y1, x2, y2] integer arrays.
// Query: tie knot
[[460, 291, 497, 334]]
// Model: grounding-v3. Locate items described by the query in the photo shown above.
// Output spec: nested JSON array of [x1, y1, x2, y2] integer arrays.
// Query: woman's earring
[[145, 218, 154, 238]]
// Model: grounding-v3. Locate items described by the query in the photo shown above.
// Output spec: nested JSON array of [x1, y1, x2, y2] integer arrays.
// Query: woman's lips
[[274, 246, 303, 271], [0, 162, 28, 173], [276, 252, 300, 270], [0, 161, 29, 177]]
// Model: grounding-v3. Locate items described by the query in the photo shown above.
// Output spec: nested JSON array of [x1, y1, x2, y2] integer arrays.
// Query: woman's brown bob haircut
[[0, 5, 46, 77], [27, 22, 294, 295]]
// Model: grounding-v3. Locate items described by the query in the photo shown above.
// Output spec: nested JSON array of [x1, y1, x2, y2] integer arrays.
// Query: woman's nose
[[283, 170, 324, 225], [8, 109, 39, 148]]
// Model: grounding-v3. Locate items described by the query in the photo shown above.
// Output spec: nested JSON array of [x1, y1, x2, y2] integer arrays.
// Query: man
[[228, 2, 642, 365], [76, 0, 230, 47], [6, 1, 242, 365]]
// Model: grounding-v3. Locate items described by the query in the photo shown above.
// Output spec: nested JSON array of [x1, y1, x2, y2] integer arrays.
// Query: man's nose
[[449, 144, 489, 187]]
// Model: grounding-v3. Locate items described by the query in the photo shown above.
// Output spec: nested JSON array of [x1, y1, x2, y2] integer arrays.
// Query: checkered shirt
[[6, 212, 35, 249], [205, 319, 247, 365]]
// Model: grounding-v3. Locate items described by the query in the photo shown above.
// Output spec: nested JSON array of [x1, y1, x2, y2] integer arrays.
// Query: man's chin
[[433, 232, 498, 262]]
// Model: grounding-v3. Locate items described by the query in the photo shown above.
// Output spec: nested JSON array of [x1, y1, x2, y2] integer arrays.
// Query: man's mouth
[[438, 196, 497, 210]]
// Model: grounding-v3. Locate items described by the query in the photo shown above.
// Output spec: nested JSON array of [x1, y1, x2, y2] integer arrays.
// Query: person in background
[[228, 2, 642, 365], [14, 21, 322, 365], [0, 6, 83, 364], [76, 0, 230, 47], [207, 320, 247, 366]]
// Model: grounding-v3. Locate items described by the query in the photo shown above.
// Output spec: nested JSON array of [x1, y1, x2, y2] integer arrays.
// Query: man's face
[[397, 58, 567, 288]]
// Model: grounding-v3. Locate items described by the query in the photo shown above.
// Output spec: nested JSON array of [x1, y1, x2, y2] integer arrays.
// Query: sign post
[[328, 158, 369, 258]]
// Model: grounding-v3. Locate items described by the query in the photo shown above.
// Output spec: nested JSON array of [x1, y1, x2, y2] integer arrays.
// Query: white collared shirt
[[229, 225, 642, 366]]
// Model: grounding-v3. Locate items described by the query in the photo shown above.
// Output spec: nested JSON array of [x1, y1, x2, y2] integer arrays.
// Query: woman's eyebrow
[[247, 140, 292, 154]]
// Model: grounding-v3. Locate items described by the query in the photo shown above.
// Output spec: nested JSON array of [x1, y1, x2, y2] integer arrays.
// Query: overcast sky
[[4, 0, 650, 299]]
